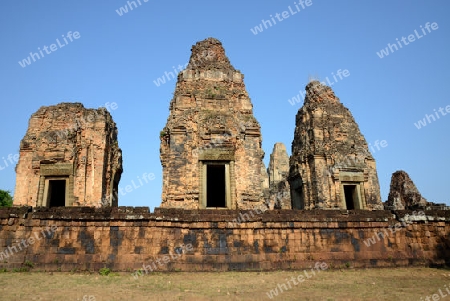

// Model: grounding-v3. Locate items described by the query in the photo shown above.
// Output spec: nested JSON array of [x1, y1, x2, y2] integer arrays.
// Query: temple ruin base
[[0, 207, 448, 272]]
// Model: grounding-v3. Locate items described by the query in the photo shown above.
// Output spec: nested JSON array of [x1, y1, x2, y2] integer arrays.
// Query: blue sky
[[1, 1, 449, 210]]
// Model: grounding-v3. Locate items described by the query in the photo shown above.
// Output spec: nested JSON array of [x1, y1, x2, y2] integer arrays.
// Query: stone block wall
[[386, 170, 428, 210], [290, 81, 383, 210], [268, 143, 291, 209], [0, 207, 448, 272], [14, 103, 122, 207], [160, 38, 265, 210]]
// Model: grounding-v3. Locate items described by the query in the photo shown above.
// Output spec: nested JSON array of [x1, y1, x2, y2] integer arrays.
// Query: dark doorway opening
[[344, 185, 356, 210], [48, 180, 66, 207], [290, 177, 304, 209], [111, 172, 121, 207], [292, 187, 304, 209], [206, 164, 226, 207]]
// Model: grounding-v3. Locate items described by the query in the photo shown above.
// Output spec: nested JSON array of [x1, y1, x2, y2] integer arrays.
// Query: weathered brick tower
[[160, 37, 266, 210], [14, 103, 122, 207], [386, 170, 428, 210], [289, 81, 382, 210], [267, 143, 291, 209]]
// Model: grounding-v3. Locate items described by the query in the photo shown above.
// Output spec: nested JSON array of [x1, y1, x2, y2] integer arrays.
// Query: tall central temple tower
[[160, 38, 266, 210]]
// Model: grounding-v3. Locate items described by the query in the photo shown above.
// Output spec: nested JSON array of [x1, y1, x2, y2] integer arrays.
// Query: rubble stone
[[386, 170, 428, 210]]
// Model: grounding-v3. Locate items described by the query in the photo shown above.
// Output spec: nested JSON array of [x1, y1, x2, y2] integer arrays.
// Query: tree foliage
[[0, 190, 13, 207]]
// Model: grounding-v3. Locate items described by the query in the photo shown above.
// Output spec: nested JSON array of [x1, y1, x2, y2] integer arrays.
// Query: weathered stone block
[[160, 38, 265, 210], [289, 81, 382, 210], [14, 103, 122, 207], [386, 170, 428, 210]]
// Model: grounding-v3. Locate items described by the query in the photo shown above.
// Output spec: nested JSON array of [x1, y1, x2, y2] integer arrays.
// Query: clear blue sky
[[1, 1, 449, 210]]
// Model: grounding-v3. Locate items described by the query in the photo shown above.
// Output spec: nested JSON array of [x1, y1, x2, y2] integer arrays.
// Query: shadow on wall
[[434, 235, 450, 267]]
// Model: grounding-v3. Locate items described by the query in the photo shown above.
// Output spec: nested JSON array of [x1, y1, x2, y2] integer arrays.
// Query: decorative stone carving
[[160, 38, 265, 210]]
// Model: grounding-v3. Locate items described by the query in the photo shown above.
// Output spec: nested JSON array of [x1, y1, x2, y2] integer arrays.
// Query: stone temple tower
[[289, 81, 382, 210], [267, 143, 291, 209], [14, 103, 122, 207], [160, 37, 266, 210]]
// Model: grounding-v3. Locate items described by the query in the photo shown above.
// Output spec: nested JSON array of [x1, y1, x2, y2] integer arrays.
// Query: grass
[[0, 267, 448, 300], [98, 267, 111, 276]]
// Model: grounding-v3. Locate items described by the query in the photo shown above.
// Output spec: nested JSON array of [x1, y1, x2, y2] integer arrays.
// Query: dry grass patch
[[0, 267, 448, 300]]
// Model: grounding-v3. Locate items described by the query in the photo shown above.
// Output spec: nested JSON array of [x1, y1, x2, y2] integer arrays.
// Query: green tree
[[0, 190, 13, 207]]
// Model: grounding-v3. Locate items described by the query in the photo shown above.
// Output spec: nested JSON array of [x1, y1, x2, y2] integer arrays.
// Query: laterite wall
[[0, 207, 449, 272]]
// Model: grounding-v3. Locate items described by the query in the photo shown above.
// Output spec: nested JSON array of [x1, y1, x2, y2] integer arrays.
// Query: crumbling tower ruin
[[14, 103, 122, 207], [289, 81, 382, 210], [160, 38, 266, 210], [267, 143, 291, 209]]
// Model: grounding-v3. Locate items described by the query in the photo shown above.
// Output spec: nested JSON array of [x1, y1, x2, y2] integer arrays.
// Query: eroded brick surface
[[14, 103, 122, 207], [0, 207, 448, 272], [7, 39, 449, 274], [160, 38, 265, 210], [268, 143, 291, 209], [289, 81, 383, 210], [386, 170, 428, 210]]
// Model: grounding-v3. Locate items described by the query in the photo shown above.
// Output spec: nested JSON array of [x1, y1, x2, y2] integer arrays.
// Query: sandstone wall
[[386, 170, 428, 210], [290, 81, 382, 210], [160, 38, 265, 210], [268, 143, 289, 185], [268, 143, 291, 209], [260, 162, 270, 200], [0, 207, 448, 272], [14, 103, 122, 207]]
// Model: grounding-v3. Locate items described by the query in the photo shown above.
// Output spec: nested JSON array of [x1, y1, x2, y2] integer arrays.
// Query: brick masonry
[[386, 170, 428, 210], [160, 38, 266, 210], [268, 143, 291, 209], [290, 81, 383, 210], [14, 103, 122, 207], [0, 207, 448, 272]]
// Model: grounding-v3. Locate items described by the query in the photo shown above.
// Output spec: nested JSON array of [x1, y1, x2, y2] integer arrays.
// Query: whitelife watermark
[[287, 69, 350, 106], [363, 211, 425, 247], [97, 172, 155, 207], [1, 102, 118, 173], [420, 283, 450, 301], [190, 116, 251, 157], [368, 139, 388, 155], [266, 261, 328, 299], [42, 101, 118, 157], [250, 0, 313, 35], [131, 243, 193, 279], [18, 31, 81, 68], [323, 140, 387, 179], [192, 133, 231, 157], [414, 105, 450, 129], [0, 153, 20, 172], [44, 101, 118, 142], [376, 22, 439, 59], [153, 49, 216, 87], [229, 208, 268, 227], [0, 225, 58, 260], [325, 138, 388, 173], [115, 0, 149, 16], [78, 296, 96, 301]]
